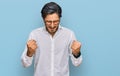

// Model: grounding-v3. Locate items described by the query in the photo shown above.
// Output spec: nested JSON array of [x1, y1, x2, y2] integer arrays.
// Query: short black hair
[[41, 2, 62, 19]]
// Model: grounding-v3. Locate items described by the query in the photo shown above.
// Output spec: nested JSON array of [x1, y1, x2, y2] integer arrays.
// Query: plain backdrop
[[0, 0, 120, 76]]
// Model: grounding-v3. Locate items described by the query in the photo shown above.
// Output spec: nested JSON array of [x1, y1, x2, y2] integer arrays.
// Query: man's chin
[[48, 30, 55, 35], [49, 29, 56, 33]]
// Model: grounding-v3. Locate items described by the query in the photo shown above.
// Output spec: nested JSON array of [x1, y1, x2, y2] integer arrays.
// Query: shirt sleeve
[[69, 31, 83, 66], [21, 32, 34, 68]]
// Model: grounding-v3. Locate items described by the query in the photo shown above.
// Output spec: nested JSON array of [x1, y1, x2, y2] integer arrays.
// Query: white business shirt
[[21, 25, 82, 76]]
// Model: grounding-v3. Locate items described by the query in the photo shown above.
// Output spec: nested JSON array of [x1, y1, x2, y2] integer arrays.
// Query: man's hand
[[27, 40, 37, 57], [71, 40, 81, 56]]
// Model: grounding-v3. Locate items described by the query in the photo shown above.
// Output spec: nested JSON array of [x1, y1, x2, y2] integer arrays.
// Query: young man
[[21, 2, 82, 76]]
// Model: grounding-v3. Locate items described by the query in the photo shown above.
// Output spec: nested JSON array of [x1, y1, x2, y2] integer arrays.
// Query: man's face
[[44, 13, 60, 36]]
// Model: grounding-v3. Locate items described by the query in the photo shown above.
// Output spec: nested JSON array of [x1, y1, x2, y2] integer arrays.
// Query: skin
[[27, 13, 81, 57]]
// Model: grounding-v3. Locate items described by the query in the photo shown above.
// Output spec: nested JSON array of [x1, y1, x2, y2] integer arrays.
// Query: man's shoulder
[[62, 26, 74, 33], [31, 27, 43, 33]]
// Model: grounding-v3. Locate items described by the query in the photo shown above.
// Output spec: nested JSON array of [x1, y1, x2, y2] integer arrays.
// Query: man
[[21, 2, 82, 76]]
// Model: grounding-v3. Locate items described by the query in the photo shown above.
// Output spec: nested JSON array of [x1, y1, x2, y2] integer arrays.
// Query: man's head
[[41, 2, 62, 36]]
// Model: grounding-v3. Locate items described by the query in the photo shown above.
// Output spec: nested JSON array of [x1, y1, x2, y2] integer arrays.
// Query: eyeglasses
[[45, 20, 60, 25]]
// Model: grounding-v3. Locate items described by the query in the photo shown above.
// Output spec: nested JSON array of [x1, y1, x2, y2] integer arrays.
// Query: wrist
[[72, 51, 81, 58], [27, 50, 33, 57]]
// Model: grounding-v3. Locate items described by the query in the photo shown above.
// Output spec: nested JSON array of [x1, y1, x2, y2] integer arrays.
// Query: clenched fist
[[27, 40, 37, 57], [71, 40, 81, 56]]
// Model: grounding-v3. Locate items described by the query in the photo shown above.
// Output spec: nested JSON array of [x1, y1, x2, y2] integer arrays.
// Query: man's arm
[[69, 31, 82, 66], [21, 32, 37, 67], [70, 40, 82, 66]]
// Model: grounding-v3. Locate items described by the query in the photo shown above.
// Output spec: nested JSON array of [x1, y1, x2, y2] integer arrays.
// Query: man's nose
[[51, 22, 54, 28]]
